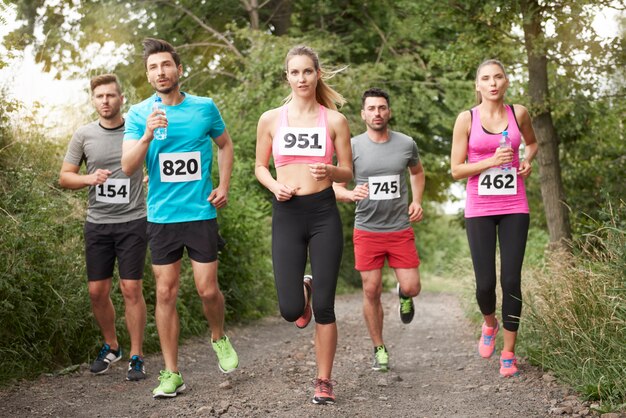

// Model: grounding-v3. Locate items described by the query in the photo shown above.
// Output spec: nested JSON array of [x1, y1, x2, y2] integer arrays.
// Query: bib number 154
[[478, 168, 517, 196]]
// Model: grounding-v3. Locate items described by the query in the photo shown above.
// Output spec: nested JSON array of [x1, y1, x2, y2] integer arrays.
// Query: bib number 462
[[478, 168, 517, 196]]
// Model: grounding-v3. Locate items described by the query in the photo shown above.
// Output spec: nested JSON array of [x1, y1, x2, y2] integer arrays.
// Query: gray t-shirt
[[352, 130, 420, 232], [64, 121, 146, 224]]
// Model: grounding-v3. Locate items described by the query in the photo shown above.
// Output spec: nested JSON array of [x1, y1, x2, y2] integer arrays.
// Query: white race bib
[[95, 178, 130, 204], [478, 168, 517, 195], [159, 152, 202, 183], [277, 127, 326, 157], [368, 175, 401, 200]]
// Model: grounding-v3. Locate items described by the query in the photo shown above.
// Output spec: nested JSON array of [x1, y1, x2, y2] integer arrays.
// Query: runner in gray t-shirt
[[59, 74, 148, 381], [334, 88, 425, 372]]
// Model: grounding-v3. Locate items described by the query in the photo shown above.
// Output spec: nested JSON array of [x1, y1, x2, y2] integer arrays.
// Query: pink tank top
[[465, 105, 529, 218], [272, 105, 334, 168]]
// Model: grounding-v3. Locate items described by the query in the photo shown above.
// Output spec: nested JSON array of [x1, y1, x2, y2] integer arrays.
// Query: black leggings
[[465, 213, 529, 332], [272, 187, 343, 325]]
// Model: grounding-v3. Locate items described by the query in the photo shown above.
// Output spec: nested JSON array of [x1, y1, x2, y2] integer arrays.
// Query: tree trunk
[[520, 0, 572, 249]]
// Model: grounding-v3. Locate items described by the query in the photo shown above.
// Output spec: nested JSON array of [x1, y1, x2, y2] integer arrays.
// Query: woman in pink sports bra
[[255, 45, 352, 405], [451, 59, 538, 378]]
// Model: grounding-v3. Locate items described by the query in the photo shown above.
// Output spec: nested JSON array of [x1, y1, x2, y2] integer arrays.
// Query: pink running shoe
[[312, 378, 336, 404], [478, 320, 499, 358], [295, 275, 313, 329], [500, 351, 519, 377]]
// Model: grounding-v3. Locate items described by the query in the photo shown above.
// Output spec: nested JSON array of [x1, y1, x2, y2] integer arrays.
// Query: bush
[[520, 200, 626, 408]]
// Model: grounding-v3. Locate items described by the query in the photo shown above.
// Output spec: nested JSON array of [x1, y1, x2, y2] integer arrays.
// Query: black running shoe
[[397, 283, 415, 324], [90, 343, 122, 374], [126, 355, 146, 381]]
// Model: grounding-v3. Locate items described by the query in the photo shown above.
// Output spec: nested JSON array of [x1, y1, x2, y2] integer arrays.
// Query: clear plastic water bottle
[[499, 130, 512, 170], [153, 96, 167, 140]]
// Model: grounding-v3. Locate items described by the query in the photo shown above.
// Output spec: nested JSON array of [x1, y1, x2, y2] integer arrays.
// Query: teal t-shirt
[[124, 93, 226, 223]]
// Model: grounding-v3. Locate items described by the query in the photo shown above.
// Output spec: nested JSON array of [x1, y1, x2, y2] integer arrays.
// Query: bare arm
[[255, 110, 298, 201], [408, 161, 425, 222], [514, 104, 539, 179], [59, 162, 111, 190], [450, 111, 513, 180], [310, 111, 353, 183], [121, 108, 166, 176], [207, 129, 234, 209]]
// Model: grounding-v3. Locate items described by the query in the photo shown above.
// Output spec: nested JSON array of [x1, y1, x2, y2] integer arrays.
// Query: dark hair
[[475, 59, 507, 104], [283, 45, 346, 110], [361, 87, 390, 109], [90, 74, 121, 95], [142, 38, 181, 69]]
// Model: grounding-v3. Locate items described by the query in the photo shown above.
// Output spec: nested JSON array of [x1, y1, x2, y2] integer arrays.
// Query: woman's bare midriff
[[276, 164, 332, 195]]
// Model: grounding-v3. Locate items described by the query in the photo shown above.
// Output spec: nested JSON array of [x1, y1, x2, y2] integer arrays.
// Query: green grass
[[518, 201, 626, 411]]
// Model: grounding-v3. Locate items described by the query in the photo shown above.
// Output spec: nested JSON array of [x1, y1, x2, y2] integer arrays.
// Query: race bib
[[478, 168, 517, 195], [159, 151, 202, 183], [276, 127, 326, 157], [368, 175, 401, 200], [95, 178, 130, 204]]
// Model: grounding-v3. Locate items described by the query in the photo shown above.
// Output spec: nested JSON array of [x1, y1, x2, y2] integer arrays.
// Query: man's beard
[[155, 80, 179, 95]]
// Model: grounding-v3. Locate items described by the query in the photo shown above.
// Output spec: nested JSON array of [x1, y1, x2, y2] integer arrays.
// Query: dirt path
[[0, 291, 587, 417]]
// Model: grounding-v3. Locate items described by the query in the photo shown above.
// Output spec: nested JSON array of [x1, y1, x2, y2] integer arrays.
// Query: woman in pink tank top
[[450, 59, 538, 377], [255, 46, 352, 405]]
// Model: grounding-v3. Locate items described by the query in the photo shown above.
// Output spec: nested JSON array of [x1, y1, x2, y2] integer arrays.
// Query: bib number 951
[[277, 127, 326, 157], [478, 168, 517, 196]]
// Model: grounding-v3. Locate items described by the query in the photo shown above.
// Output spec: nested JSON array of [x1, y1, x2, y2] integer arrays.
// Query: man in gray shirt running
[[59, 74, 148, 381], [334, 87, 425, 372]]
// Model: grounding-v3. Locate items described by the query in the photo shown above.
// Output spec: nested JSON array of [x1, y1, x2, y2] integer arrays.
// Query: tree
[[520, 0, 572, 248]]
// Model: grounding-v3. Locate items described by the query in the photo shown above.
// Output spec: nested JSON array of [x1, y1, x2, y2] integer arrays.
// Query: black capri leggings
[[272, 187, 343, 325], [465, 213, 529, 332]]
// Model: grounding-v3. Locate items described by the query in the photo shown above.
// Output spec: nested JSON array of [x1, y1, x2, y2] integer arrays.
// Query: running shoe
[[126, 355, 146, 381], [152, 370, 185, 398], [372, 345, 389, 372], [90, 343, 122, 374], [312, 378, 336, 405], [397, 283, 415, 324], [295, 275, 313, 329], [211, 335, 239, 373], [478, 320, 499, 358], [499, 351, 519, 377]]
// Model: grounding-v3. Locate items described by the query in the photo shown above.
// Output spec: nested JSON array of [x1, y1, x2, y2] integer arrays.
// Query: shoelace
[[400, 297, 412, 314], [215, 337, 230, 354], [96, 344, 111, 360], [501, 358, 515, 368], [314, 378, 336, 396], [482, 333, 494, 345], [130, 357, 143, 371], [158, 370, 172, 382]]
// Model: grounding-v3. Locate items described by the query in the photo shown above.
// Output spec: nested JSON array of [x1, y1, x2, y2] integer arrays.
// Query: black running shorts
[[147, 219, 225, 265], [84, 217, 148, 281]]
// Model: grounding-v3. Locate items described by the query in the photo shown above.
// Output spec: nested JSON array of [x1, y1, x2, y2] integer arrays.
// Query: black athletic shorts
[[147, 219, 225, 265], [84, 217, 148, 281]]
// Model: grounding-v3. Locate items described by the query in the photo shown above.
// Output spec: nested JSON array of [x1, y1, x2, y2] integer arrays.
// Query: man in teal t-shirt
[[122, 38, 238, 398]]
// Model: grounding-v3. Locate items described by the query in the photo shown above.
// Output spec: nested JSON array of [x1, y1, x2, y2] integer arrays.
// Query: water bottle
[[153, 96, 167, 140], [499, 130, 512, 170]]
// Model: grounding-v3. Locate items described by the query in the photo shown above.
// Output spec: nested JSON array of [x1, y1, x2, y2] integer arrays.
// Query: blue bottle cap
[[502, 130, 508, 136]]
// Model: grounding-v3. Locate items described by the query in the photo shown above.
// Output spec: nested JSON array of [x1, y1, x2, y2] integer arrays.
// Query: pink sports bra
[[272, 105, 334, 168]]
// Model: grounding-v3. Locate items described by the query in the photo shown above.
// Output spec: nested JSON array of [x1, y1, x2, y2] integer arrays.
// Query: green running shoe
[[212, 335, 239, 373], [372, 345, 389, 372], [152, 370, 185, 398]]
